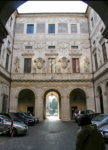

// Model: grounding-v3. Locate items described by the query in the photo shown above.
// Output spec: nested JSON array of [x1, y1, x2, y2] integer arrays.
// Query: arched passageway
[[18, 89, 35, 114], [70, 88, 86, 119], [43, 89, 61, 119], [97, 86, 104, 113], [1, 1, 108, 38]]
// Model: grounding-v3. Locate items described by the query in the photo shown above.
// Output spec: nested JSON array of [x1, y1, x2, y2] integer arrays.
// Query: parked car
[[14, 112, 35, 125], [0, 115, 28, 136], [99, 124, 108, 141], [20, 112, 39, 123], [73, 109, 94, 122], [92, 114, 108, 128], [0, 113, 28, 125], [78, 113, 101, 126]]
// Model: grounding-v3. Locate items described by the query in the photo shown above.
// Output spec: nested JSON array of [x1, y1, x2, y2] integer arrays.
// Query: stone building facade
[[0, 6, 108, 121]]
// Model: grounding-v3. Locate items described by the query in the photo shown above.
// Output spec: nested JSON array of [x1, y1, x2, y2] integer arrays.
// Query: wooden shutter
[[72, 59, 76, 73], [76, 59, 79, 73]]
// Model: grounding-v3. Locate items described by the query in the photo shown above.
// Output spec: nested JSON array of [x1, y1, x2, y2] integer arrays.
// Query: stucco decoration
[[98, 49, 102, 66], [57, 65, 61, 73], [1, 49, 5, 65], [84, 57, 90, 73], [81, 42, 90, 49], [13, 44, 20, 50], [68, 67, 71, 73], [34, 58, 45, 69], [59, 43, 68, 50], [14, 57, 20, 73], [59, 57, 70, 69], [42, 64, 46, 73]]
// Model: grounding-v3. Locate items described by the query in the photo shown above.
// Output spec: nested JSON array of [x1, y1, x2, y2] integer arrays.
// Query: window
[[27, 24, 34, 34], [72, 58, 80, 73], [102, 43, 107, 62], [71, 46, 78, 49], [48, 46, 55, 49], [5, 54, 9, 70], [94, 54, 98, 70], [91, 17, 94, 28], [71, 24, 77, 33], [100, 27, 104, 34], [24, 58, 31, 73], [48, 58, 56, 73], [48, 24, 55, 33], [25, 46, 32, 49], [8, 41, 10, 45], [10, 17, 12, 27]]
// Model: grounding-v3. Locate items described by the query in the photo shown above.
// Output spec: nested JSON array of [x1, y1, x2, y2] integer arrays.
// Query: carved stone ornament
[[34, 58, 45, 69], [84, 57, 90, 73], [14, 57, 20, 73], [59, 57, 70, 69]]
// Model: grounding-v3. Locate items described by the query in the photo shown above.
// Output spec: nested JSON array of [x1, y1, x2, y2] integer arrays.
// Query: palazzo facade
[[0, 6, 108, 121]]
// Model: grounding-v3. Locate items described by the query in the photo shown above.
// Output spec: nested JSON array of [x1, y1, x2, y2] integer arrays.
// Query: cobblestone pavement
[[0, 116, 108, 150]]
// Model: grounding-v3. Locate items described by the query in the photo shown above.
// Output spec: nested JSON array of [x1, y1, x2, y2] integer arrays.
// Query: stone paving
[[0, 116, 108, 150]]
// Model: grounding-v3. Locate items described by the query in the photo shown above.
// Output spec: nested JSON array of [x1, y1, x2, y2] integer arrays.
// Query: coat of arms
[[34, 57, 45, 69], [59, 57, 70, 69]]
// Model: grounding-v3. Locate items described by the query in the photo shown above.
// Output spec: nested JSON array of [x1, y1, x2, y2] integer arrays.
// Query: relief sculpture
[[58, 57, 70, 69], [84, 57, 90, 73], [34, 57, 45, 69], [14, 57, 20, 73]]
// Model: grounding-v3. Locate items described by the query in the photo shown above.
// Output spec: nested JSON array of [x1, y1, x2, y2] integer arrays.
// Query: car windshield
[[0, 115, 10, 120], [10, 113, 18, 118], [19, 113, 26, 117], [74, 110, 78, 114], [92, 115, 108, 121], [25, 113, 33, 116]]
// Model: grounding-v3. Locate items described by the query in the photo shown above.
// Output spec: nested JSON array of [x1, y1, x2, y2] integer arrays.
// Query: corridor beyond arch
[[69, 88, 86, 119]]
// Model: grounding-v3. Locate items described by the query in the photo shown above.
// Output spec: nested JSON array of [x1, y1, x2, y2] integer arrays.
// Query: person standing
[[75, 114, 106, 150]]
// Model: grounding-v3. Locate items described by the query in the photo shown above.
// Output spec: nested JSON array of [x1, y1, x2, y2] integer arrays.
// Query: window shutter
[[72, 59, 76, 73], [76, 59, 79, 73]]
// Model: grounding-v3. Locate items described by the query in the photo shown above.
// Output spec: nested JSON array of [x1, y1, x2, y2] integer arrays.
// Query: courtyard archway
[[43, 89, 61, 119], [18, 89, 35, 115], [69, 88, 86, 119]]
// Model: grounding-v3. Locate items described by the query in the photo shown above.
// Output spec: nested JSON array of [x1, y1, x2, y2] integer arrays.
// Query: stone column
[[95, 95, 101, 112], [61, 95, 70, 121], [35, 93, 43, 121], [104, 92, 108, 113]]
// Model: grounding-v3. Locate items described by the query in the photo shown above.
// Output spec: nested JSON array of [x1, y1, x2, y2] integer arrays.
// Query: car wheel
[[13, 128, 17, 136]]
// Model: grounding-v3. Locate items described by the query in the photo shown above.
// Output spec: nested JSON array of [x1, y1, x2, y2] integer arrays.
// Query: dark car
[[15, 112, 35, 125], [20, 112, 39, 123], [0, 113, 28, 125]]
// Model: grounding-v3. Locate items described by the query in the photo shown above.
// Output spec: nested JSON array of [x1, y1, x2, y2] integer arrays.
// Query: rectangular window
[[91, 17, 94, 28], [49, 24, 55, 33], [71, 46, 78, 49], [5, 54, 9, 70], [25, 46, 32, 49], [94, 54, 98, 70], [100, 27, 104, 34], [72, 58, 80, 73], [71, 24, 77, 33], [102, 43, 107, 62], [27, 24, 34, 34], [24, 58, 31, 73], [48, 46, 55, 49], [48, 58, 56, 73]]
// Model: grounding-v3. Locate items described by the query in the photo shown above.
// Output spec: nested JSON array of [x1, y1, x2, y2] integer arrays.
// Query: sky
[[17, 1, 88, 13]]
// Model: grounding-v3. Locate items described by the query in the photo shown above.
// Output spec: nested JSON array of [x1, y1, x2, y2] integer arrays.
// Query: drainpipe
[[87, 16, 96, 112], [9, 12, 17, 112]]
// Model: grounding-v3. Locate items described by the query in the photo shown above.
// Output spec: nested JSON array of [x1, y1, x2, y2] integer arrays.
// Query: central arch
[[43, 89, 61, 120]]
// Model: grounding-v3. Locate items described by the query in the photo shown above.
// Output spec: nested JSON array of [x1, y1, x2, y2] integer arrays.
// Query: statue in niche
[[58, 64, 61, 73], [84, 57, 90, 73], [98, 49, 102, 66], [34, 57, 45, 69], [1, 49, 5, 65], [14, 57, 20, 73], [59, 57, 70, 69]]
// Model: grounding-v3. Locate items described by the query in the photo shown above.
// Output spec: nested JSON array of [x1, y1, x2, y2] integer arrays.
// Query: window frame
[[70, 24, 78, 33], [94, 53, 98, 70], [27, 24, 34, 34], [48, 24, 55, 34], [5, 53, 9, 71], [102, 42, 107, 63], [72, 58, 80, 73], [24, 58, 32, 73]]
